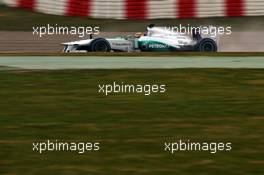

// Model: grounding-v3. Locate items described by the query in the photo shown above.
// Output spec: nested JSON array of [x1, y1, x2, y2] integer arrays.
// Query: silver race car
[[62, 24, 218, 52]]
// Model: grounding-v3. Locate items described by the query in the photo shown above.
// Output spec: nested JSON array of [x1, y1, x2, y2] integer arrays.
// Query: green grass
[[1, 5, 264, 31], [0, 69, 264, 174]]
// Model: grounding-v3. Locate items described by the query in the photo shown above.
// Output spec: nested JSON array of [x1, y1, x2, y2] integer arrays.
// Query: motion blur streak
[[2, 0, 263, 19], [66, 0, 91, 16], [226, 0, 245, 17]]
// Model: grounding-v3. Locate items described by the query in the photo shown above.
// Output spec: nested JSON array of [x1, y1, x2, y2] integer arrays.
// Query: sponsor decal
[[148, 43, 168, 49]]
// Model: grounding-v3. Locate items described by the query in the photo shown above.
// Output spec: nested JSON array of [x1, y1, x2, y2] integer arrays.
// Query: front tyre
[[89, 38, 111, 52], [195, 38, 217, 52]]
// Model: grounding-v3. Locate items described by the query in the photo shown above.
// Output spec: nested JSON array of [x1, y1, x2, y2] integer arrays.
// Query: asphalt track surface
[[0, 56, 264, 69]]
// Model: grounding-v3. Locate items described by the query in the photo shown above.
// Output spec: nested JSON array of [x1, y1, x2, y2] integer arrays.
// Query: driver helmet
[[134, 32, 143, 38]]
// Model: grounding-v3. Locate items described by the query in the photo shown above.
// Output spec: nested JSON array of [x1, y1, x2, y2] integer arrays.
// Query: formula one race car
[[62, 24, 218, 52]]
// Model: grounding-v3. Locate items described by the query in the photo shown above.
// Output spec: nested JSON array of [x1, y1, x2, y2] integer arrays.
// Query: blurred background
[[1, 1, 264, 175], [0, 0, 264, 52]]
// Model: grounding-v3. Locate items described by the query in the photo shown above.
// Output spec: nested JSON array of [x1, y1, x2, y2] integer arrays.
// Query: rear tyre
[[89, 38, 111, 52], [195, 38, 217, 52]]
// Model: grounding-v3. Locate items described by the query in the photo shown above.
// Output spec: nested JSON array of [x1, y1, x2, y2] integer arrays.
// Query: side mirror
[[148, 24, 155, 28]]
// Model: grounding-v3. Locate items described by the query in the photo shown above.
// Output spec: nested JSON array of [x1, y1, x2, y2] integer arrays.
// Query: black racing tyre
[[89, 38, 111, 52], [139, 43, 149, 51], [195, 38, 217, 52]]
